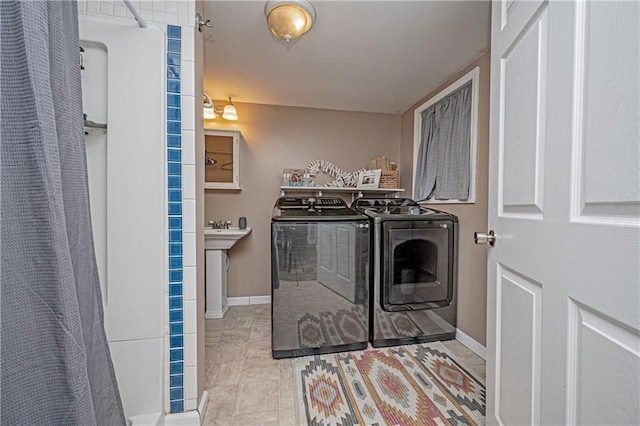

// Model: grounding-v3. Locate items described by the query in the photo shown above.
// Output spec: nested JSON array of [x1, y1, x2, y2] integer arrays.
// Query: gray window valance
[[414, 81, 473, 201]]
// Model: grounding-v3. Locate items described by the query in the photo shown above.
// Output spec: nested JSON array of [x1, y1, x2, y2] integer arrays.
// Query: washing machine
[[271, 196, 370, 358], [352, 197, 458, 348]]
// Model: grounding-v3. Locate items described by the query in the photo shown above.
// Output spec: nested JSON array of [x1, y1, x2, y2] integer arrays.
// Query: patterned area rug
[[373, 306, 454, 341], [294, 342, 485, 425], [298, 308, 368, 347]]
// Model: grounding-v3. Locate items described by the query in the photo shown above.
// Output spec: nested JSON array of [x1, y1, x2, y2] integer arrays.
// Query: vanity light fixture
[[203, 93, 239, 121], [203, 93, 215, 119], [221, 97, 238, 121], [264, 0, 316, 43]]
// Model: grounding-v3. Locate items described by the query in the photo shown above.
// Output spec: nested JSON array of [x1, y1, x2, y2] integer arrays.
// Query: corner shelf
[[279, 186, 405, 202]]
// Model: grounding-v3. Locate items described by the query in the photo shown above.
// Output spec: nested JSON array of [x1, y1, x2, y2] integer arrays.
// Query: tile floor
[[202, 304, 486, 426]]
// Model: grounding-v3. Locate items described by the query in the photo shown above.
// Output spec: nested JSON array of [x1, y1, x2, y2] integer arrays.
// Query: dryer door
[[381, 220, 455, 311]]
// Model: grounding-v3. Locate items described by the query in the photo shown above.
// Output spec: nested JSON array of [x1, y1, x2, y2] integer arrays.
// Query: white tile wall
[[113, 3, 128, 18], [182, 200, 196, 233], [184, 367, 197, 400], [184, 398, 197, 412], [184, 333, 197, 366], [183, 164, 196, 199], [177, 1, 189, 16], [152, 1, 165, 13], [181, 61, 195, 101], [99, 1, 113, 16], [181, 130, 195, 165], [182, 95, 195, 131], [182, 28, 194, 65], [182, 267, 197, 301], [78, 0, 194, 27], [183, 232, 196, 267], [165, 1, 178, 15], [86, 1, 100, 14], [184, 300, 197, 334], [153, 9, 167, 24]]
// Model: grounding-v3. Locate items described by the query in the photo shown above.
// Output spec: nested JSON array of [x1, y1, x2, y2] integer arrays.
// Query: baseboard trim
[[249, 295, 271, 305], [456, 328, 486, 360], [204, 306, 228, 319], [227, 295, 271, 306]]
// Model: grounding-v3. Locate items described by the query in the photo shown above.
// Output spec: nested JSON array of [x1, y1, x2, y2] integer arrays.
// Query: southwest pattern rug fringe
[[294, 342, 485, 426]]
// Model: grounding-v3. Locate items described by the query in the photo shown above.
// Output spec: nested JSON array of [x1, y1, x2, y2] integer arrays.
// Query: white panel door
[[317, 224, 357, 302], [487, 1, 640, 424]]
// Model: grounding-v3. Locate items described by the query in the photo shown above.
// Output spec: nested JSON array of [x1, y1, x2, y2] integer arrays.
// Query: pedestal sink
[[204, 226, 251, 319]]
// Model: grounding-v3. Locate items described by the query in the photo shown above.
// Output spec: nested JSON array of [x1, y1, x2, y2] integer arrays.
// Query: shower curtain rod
[[122, 0, 147, 28]]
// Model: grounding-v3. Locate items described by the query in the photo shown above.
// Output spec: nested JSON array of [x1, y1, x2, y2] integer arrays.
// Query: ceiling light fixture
[[264, 0, 316, 43], [203, 93, 239, 121]]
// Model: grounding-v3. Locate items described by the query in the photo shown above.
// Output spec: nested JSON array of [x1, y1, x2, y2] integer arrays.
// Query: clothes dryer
[[353, 198, 458, 347]]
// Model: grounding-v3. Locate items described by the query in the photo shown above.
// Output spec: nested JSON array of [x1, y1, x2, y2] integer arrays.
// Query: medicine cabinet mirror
[[204, 129, 240, 190]]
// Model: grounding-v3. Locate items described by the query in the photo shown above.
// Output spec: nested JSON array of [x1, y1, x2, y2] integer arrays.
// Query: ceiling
[[202, 1, 491, 115]]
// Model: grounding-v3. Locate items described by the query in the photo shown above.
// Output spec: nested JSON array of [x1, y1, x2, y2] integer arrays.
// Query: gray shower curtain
[[414, 81, 472, 201], [0, 1, 125, 424]]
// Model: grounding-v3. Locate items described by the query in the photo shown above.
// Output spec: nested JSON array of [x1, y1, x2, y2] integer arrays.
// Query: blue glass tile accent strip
[[169, 310, 183, 323], [167, 94, 181, 107], [169, 296, 183, 310], [168, 217, 182, 230], [167, 135, 181, 147], [170, 388, 184, 401], [169, 257, 183, 269], [168, 163, 182, 176], [168, 230, 182, 243], [167, 107, 181, 121], [167, 65, 181, 79], [168, 176, 181, 189], [166, 24, 184, 414], [170, 375, 183, 388], [167, 53, 181, 66], [167, 79, 181, 94], [168, 39, 181, 53], [169, 270, 183, 282], [170, 401, 184, 414], [168, 203, 182, 216], [169, 323, 183, 336], [169, 349, 183, 362], [169, 243, 182, 256], [167, 25, 181, 39], [168, 149, 181, 163], [169, 284, 183, 297], [167, 121, 181, 135], [170, 362, 184, 375], [170, 335, 184, 348]]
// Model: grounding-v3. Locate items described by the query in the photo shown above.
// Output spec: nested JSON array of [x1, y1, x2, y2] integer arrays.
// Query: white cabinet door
[[487, 1, 640, 424]]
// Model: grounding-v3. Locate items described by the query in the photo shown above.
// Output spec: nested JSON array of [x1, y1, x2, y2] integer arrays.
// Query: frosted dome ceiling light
[[265, 0, 316, 42]]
